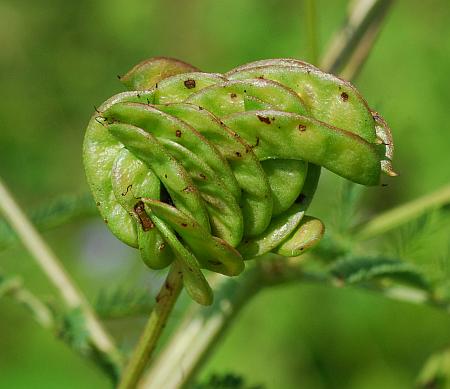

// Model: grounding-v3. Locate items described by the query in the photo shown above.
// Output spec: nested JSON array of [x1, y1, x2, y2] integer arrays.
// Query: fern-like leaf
[[329, 257, 430, 290]]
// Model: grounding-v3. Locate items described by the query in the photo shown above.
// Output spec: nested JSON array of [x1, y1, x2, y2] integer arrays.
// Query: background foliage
[[0, 0, 449, 388]]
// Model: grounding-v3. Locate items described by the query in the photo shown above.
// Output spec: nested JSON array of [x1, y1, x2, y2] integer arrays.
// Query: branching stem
[[0, 177, 122, 373]]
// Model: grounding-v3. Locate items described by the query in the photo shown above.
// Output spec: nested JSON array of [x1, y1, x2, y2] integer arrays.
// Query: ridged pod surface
[[83, 57, 395, 305]]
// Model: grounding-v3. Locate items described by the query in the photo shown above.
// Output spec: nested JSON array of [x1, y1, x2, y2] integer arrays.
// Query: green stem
[[0, 275, 54, 329], [140, 270, 261, 389], [0, 177, 122, 374], [118, 261, 183, 389], [355, 184, 450, 241], [305, 0, 319, 65]]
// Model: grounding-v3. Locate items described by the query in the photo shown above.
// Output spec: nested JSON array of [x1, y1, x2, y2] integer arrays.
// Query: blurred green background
[[1, 0, 449, 388]]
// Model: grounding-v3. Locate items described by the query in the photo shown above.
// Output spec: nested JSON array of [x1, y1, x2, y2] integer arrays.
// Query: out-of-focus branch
[[355, 184, 450, 241], [320, 0, 393, 78], [0, 274, 54, 329], [305, 0, 319, 65], [0, 192, 96, 251], [0, 177, 122, 377]]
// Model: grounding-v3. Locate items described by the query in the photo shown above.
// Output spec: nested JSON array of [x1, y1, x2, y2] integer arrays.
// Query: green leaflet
[[329, 257, 430, 290], [83, 56, 394, 305]]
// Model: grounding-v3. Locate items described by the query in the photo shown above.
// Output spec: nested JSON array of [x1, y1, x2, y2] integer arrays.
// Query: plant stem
[[320, 0, 393, 76], [305, 0, 319, 65], [355, 184, 450, 241], [0, 177, 122, 373], [0, 275, 54, 329], [140, 270, 262, 389], [118, 260, 183, 389]]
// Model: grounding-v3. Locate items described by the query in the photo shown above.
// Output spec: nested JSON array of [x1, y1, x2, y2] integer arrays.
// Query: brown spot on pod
[[340, 92, 349, 102], [257, 115, 271, 124], [159, 242, 166, 251], [184, 79, 196, 89], [183, 186, 195, 193], [298, 124, 307, 132], [175, 129, 182, 137], [235, 151, 242, 157], [181, 223, 188, 227], [199, 173, 207, 179], [230, 93, 237, 98], [134, 201, 154, 231]]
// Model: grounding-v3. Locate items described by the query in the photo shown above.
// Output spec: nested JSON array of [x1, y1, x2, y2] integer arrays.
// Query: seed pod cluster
[[83, 57, 395, 304]]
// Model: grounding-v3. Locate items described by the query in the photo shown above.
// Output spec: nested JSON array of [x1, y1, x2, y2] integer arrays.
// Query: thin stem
[[0, 192, 96, 251], [0, 177, 122, 373], [140, 270, 261, 389], [320, 0, 393, 75], [355, 184, 450, 241], [118, 260, 183, 389], [305, 0, 319, 65]]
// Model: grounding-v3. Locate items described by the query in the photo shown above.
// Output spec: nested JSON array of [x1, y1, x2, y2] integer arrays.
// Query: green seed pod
[[83, 57, 395, 305], [119, 57, 199, 90]]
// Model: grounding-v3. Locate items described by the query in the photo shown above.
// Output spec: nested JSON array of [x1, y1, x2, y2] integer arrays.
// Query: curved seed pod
[[274, 216, 325, 257], [83, 57, 396, 305], [104, 102, 243, 246], [154, 72, 226, 104], [237, 203, 305, 259], [142, 198, 244, 276], [186, 79, 311, 224], [119, 57, 199, 91], [146, 209, 213, 306], [226, 60, 377, 143], [225, 58, 320, 73], [111, 149, 173, 269], [186, 78, 309, 116], [155, 102, 273, 237], [261, 159, 308, 216], [107, 122, 210, 230], [222, 110, 382, 185]]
